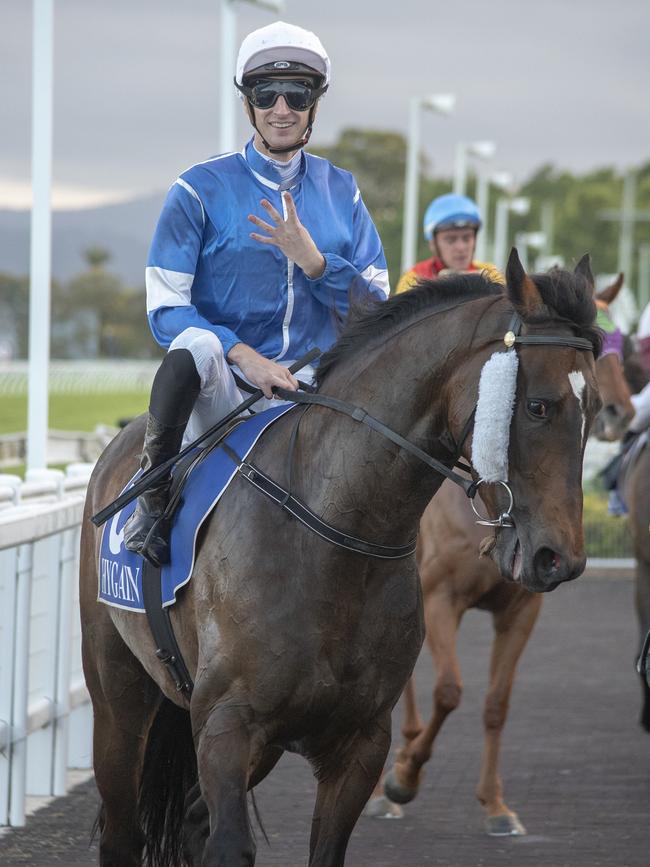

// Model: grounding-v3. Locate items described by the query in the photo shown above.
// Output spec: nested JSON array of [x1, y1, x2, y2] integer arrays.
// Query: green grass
[[583, 489, 633, 558], [1, 391, 149, 434]]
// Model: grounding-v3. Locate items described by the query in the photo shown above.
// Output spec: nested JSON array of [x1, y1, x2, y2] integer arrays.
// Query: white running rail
[[0, 464, 95, 827]]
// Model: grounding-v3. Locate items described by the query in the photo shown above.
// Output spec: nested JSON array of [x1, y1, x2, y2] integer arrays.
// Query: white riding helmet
[[235, 21, 331, 90]]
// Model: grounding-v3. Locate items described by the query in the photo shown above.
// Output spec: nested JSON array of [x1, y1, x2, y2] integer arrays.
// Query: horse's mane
[[316, 273, 502, 386], [316, 268, 602, 386]]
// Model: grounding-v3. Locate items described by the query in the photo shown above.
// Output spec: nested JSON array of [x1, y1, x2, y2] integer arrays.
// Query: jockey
[[396, 193, 502, 294], [124, 20, 389, 566]]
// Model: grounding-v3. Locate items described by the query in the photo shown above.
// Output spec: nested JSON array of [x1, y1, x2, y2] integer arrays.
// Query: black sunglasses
[[236, 77, 327, 112]]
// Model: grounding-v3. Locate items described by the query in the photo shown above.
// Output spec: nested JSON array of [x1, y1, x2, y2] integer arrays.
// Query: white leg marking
[[568, 370, 586, 446]]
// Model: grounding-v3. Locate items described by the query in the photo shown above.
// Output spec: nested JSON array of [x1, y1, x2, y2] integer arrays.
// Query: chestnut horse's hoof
[[484, 812, 527, 836], [363, 795, 404, 819], [382, 768, 418, 805]]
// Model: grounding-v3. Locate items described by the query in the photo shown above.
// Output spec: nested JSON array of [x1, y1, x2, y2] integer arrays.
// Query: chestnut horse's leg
[[364, 677, 421, 818], [476, 589, 542, 836], [383, 591, 463, 805], [82, 620, 160, 867], [308, 714, 391, 867]]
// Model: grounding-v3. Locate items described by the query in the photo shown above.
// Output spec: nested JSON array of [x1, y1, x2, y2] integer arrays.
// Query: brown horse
[[627, 441, 650, 730], [617, 349, 650, 730], [370, 275, 634, 835], [80, 250, 602, 866]]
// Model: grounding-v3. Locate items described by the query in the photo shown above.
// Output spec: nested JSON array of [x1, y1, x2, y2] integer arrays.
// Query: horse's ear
[[505, 247, 543, 315], [574, 253, 595, 292], [596, 271, 624, 305]]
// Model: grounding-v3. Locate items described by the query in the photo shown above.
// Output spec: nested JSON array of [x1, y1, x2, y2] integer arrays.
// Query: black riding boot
[[123, 348, 200, 566], [123, 414, 186, 565]]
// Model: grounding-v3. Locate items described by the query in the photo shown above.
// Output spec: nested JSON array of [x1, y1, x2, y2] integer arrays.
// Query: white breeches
[[169, 327, 314, 447]]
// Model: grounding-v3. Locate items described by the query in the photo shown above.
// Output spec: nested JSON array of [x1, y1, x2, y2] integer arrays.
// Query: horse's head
[[591, 275, 635, 440], [460, 250, 603, 593]]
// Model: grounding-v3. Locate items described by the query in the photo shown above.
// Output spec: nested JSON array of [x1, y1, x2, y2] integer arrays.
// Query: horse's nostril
[[605, 404, 618, 417], [534, 546, 562, 578]]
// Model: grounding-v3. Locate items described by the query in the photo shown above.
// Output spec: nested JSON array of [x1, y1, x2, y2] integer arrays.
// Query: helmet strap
[[247, 102, 316, 156]]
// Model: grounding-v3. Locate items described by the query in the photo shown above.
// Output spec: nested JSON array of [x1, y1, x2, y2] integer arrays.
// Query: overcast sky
[[2, 0, 649, 209]]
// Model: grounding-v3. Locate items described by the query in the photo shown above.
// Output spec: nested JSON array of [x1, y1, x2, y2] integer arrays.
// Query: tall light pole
[[453, 140, 496, 197], [401, 94, 455, 275], [474, 169, 512, 263], [598, 169, 650, 297], [618, 169, 636, 282], [27, 0, 54, 472], [639, 243, 650, 311], [493, 196, 530, 271], [219, 0, 286, 154]]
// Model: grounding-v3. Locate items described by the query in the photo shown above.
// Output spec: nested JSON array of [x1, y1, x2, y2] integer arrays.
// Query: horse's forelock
[[524, 268, 603, 358]]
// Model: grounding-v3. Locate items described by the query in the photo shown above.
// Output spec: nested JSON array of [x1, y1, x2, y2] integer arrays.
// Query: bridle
[[227, 308, 596, 559]]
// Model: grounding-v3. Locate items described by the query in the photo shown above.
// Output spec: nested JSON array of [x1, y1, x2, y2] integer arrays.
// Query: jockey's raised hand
[[228, 343, 299, 399], [248, 192, 326, 278]]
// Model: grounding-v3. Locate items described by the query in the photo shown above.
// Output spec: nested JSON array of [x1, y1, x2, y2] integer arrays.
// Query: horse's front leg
[[308, 715, 391, 867], [195, 703, 259, 867], [476, 589, 542, 836], [182, 744, 284, 864]]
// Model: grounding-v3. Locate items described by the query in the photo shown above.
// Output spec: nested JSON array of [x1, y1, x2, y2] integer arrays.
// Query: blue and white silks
[[145, 139, 390, 361]]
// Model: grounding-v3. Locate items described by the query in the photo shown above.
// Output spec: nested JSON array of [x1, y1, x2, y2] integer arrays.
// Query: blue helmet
[[423, 194, 482, 241]]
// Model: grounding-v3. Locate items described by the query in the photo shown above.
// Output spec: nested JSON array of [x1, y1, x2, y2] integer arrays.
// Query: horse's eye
[[527, 399, 548, 418]]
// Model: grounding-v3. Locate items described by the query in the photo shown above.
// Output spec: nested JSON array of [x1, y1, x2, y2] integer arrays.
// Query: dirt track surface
[[1, 574, 648, 866]]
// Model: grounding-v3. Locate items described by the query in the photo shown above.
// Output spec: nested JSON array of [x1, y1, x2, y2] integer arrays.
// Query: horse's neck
[[295, 324, 468, 546]]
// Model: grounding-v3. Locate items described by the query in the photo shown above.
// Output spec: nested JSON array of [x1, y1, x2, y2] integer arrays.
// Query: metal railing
[[0, 465, 94, 827]]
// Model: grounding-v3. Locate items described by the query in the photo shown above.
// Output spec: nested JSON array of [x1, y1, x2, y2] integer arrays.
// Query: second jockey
[[396, 193, 502, 294]]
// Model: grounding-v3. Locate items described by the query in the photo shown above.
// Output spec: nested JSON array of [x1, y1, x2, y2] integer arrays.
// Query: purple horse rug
[[98, 403, 294, 612]]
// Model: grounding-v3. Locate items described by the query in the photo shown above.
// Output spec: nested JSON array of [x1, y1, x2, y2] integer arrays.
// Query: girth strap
[[141, 559, 194, 695]]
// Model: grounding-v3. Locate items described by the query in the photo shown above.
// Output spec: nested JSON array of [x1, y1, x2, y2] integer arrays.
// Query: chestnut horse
[[370, 274, 634, 835], [80, 251, 601, 866]]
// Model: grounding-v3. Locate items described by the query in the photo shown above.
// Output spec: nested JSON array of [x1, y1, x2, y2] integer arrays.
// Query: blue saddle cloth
[[98, 404, 294, 612]]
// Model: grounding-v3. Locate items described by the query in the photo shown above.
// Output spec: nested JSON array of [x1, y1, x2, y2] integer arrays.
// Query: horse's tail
[[138, 696, 197, 867]]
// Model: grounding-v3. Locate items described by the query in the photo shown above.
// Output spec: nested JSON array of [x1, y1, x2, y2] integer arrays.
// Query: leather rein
[[227, 310, 595, 560]]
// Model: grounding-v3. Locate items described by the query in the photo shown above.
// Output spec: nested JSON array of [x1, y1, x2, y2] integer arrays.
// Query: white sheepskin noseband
[[471, 350, 519, 482]]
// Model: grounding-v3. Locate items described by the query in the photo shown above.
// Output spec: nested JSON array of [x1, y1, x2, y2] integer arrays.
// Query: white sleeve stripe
[[146, 266, 194, 313], [175, 178, 205, 227], [361, 264, 390, 298], [353, 188, 361, 204]]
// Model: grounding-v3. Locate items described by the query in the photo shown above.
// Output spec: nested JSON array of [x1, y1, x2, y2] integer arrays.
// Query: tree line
[[2, 129, 649, 360]]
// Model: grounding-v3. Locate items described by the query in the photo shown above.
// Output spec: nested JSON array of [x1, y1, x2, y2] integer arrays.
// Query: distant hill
[[0, 192, 166, 285]]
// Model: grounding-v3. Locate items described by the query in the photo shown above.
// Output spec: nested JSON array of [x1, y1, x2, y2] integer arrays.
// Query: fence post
[[9, 543, 34, 827], [0, 548, 18, 824]]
